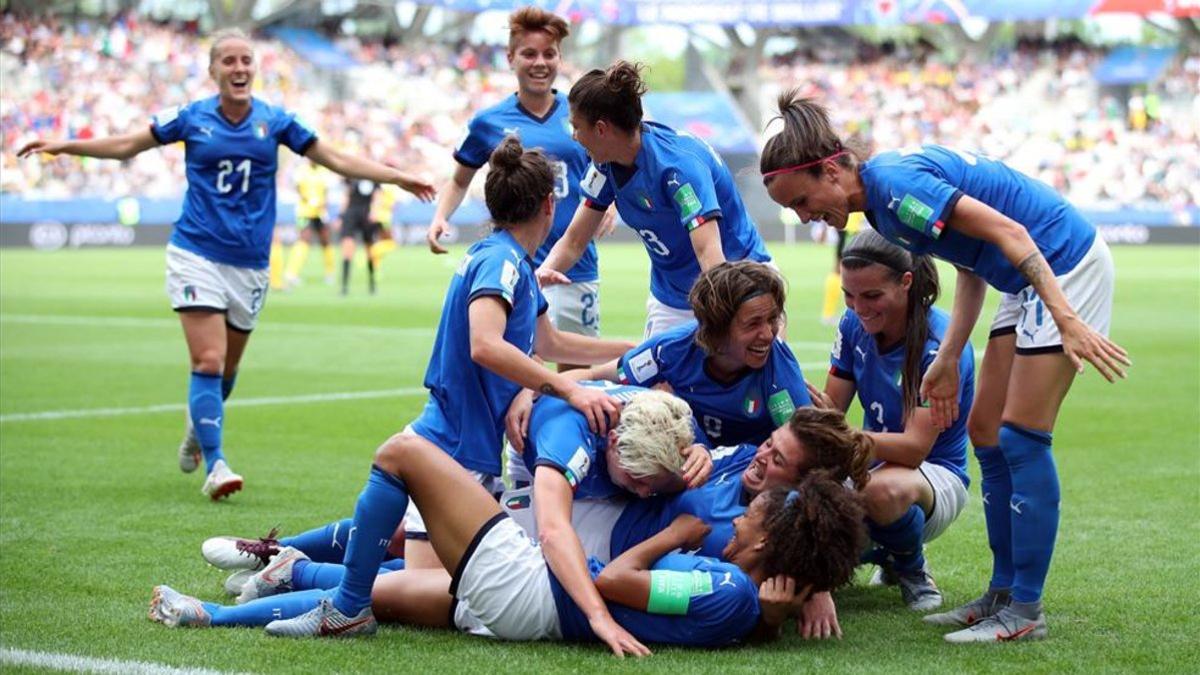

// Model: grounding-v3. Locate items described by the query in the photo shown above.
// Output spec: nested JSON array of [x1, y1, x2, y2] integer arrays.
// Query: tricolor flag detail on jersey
[[743, 396, 761, 416]]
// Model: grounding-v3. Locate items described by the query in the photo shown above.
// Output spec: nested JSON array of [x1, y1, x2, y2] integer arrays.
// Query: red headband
[[761, 150, 848, 182]]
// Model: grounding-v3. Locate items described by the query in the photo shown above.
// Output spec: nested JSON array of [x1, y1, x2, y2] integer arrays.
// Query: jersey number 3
[[216, 159, 252, 194]]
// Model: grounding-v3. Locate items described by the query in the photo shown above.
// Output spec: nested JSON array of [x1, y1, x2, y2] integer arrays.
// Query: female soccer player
[[151, 438, 865, 655], [509, 261, 810, 450], [537, 61, 773, 339], [16, 29, 436, 500], [760, 93, 1130, 642], [806, 229, 974, 614], [426, 8, 603, 368]]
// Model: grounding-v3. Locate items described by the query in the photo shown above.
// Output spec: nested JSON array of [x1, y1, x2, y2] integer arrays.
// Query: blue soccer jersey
[[829, 307, 973, 486], [550, 552, 760, 647], [150, 95, 316, 268], [522, 383, 652, 500], [860, 145, 1096, 294], [454, 92, 597, 282], [411, 229, 547, 476], [579, 122, 771, 309], [616, 321, 811, 446]]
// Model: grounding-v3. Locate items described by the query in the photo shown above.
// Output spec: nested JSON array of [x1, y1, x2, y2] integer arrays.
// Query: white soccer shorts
[[165, 244, 269, 332], [543, 281, 601, 338]]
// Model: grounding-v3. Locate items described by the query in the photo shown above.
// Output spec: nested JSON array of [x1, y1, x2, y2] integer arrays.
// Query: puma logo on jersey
[[719, 572, 736, 588]]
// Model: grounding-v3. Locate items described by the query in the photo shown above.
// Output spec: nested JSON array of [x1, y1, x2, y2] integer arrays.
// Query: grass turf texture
[[1, 242, 1197, 674]]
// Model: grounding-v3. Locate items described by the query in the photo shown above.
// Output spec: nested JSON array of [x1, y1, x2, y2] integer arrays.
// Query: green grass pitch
[[1, 242, 1197, 673]]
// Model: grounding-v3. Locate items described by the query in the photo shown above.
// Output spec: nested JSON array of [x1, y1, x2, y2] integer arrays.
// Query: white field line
[[0, 647, 246, 675], [0, 387, 426, 424], [0, 313, 833, 351]]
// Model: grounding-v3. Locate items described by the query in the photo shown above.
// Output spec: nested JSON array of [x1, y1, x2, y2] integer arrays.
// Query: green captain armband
[[647, 570, 713, 615]]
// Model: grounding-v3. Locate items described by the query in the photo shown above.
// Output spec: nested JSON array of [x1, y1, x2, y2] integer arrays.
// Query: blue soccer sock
[[867, 504, 926, 573], [975, 443, 1015, 592], [331, 465, 410, 617], [292, 558, 407, 591], [999, 422, 1060, 604], [221, 370, 238, 401], [280, 519, 355, 564], [204, 589, 329, 627], [189, 371, 226, 473]]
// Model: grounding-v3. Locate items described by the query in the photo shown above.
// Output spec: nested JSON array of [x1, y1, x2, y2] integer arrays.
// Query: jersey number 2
[[217, 159, 251, 194]]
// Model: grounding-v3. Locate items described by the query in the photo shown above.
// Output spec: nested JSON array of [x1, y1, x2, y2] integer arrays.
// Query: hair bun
[[490, 136, 525, 172], [605, 61, 647, 97]]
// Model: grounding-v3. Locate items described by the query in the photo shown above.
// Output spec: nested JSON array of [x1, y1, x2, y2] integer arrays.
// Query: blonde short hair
[[612, 391, 694, 478], [208, 27, 253, 67]]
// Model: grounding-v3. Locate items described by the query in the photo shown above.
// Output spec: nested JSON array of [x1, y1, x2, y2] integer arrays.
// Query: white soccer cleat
[[178, 415, 201, 473], [924, 592, 1009, 627], [201, 528, 281, 571], [897, 569, 944, 612], [224, 569, 255, 596], [149, 585, 211, 628], [201, 460, 243, 501], [238, 546, 309, 604], [265, 597, 377, 638], [943, 606, 1048, 643]]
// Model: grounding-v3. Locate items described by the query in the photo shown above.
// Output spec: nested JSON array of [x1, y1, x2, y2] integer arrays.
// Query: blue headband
[[784, 489, 801, 508]]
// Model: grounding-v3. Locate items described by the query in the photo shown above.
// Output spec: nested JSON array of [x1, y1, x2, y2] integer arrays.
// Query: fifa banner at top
[[432, 0, 1198, 25]]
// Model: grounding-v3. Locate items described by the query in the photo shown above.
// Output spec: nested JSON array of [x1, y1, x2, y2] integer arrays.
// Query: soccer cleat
[[224, 569, 255, 596], [238, 547, 308, 604], [178, 415, 201, 473], [264, 597, 377, 638], [943, 606, 1048, 643], [202, 528, 281, 570], [868, 561, 900, 587], [201, 460, 243, 501], [149, 585, 211, 628], [897, 568, 943, 612], [924, 591, 1010, 627]]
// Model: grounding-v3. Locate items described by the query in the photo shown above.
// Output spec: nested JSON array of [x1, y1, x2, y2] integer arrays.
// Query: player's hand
[[426, 219, 451, 254], [564, 385, 621, 436], [806, 382, 836, 410], [919, 353, 960, 430], [504, 388, 535, 452], [535, 265, 571, 288], [758, 575, 800, 629], [588, 614, 651, 658], [666, 513, 711, 551], [798, 590, 841, 640], [1059, 320, 1130, 382], [395, 172, 437, 202], [17, 139, 67, 158], [594, 207, 618, 239], [679, 444, 712, 488]]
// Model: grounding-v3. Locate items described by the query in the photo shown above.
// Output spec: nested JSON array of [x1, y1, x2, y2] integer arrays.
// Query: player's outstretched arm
[[537, 204, 605, 286], [948, 196, 1129, 381], [535, 468, 651, 658], [534, 315, 635, 367], [921, 267, 986, 429], [18, 128, 158, 161], [687, 217, 726, 272], [864, 406, 940, 468], [427, 164, 477, 254], [594, 514, 710, 610], [305, 139, 435, 201]]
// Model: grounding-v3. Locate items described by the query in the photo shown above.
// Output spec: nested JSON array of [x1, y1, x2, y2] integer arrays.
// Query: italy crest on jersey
[[254, 121, 269, 140]]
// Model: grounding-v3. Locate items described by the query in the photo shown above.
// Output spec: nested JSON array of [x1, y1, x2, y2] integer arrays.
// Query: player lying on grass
[[17, 28, 436, 502], [761, 93, 1130, 642], [537, 60, 773, 339], [200, 407, 870, 642], [508, 260, 811, 452], [806, 229, 975, 614], [382, 137, 635, 571], [206, 388, 710, 609], [150, 429, 865, 654]]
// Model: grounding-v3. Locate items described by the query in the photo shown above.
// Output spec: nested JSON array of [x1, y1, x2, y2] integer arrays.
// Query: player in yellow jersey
[[284, 161, 336, 287], [819, 212, 864, 324], [366, 184, 401, 272]]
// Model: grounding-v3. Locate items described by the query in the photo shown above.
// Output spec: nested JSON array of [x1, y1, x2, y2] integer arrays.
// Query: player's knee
[[190, 348, 224, 375], [967, 409, 1000, 448], [861, 475, 912, 522], [373, 433, 413, 473]]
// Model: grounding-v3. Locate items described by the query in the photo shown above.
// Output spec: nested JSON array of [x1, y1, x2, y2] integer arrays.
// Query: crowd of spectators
[[2, 14, 1196, 214], [762, 38, 1200, 211]]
